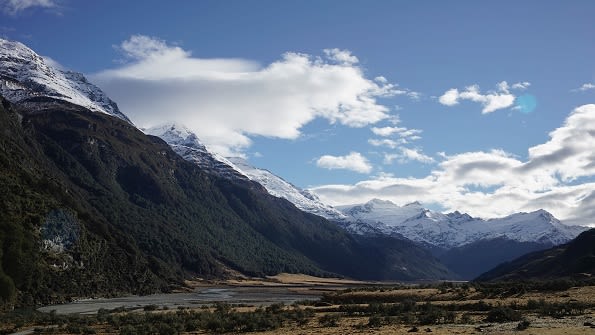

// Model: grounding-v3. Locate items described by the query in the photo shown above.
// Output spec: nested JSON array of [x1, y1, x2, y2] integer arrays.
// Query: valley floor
[[2, 275, 595, 335]]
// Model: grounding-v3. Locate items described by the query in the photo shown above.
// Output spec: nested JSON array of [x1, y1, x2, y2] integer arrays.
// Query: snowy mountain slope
[[144, 123, 249, 181], [338, 199, 587, 249], [146, 123, 346, 221], [0, 38, 130, 122], [227, 157, 347, 221]]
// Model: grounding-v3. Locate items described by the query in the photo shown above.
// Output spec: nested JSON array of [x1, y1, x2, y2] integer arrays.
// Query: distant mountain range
[[336, 199, 587, 278], [148, 122, 588, 279], [336, 199, 583, 249]]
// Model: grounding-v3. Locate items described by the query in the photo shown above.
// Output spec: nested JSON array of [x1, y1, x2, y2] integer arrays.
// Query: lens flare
[[515, 94, 537, 114]]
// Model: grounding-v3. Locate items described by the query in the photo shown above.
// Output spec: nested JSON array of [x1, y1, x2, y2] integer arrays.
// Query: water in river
[[38, 286, 321, 315]]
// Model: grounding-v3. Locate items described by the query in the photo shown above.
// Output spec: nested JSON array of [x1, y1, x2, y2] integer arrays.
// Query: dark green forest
[[0, 96, 450, 309]]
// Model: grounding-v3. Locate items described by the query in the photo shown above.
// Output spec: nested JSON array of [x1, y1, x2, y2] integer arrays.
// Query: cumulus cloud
[[323, 48, 358, 65], [92, 35, 399, 156], [438, 88, 459, 106], [1, 0, 58, 15], [316, 152, 373, 174], [311, 104, 595, 226], [438, 81, 530, 114], [524, 104, 595, 181]]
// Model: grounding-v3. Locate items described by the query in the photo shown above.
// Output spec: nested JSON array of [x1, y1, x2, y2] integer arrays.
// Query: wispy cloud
[[399, 148, 435, 164], [369, 117, 428, 164], [383, 148, 434, 164], [311, 104, 595, 226], [573, 83, 595, 92], [368, 138, 404, 149], [438, 81, 530, 114], [316, 152, 373, 174], [511, 81, 531, 90], [93, 35, 402, 156], [1, 0, 59, 15]]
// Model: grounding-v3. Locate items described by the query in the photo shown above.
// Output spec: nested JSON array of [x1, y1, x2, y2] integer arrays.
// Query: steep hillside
[[0, 96, 452, 309], [476, 228, 595, 281], [438, 238, 549, 279], [146, 124, 347, 221]]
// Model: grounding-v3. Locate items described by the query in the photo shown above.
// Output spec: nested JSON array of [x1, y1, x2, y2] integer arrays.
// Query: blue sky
[[2, 0, 595, 225]]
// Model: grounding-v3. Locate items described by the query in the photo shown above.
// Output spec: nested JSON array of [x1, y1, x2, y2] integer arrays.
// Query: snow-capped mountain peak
[[145, 123, 249, 181], [145, 123, 203, 148], [338, 200, 588, 249], [336, 198, 427, 227], [226, 157, 347, 221], [146, 123, 346, 221], [0, 38, 130, 122]]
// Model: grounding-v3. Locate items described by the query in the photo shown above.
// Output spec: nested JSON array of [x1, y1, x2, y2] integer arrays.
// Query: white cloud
[[524, 104, 595, 181], [574, 83, 595, 92], [323, 48, 359, 65], [316, 152, 373, 174], [374, 76, 388, 84], [511, 81, 531, 90], [439, 88, 459, 106], [311, 104, 595, 226], [371, 126, 406, 137], [1, 0, 58, 15], [382, 148, 434, 164], [438, 81, 530, 114], [370, 123, 422, 140], [368, 138, 403, 149], [369, 120, 427, 164], [92, 35, 398, 156], [400, 148, 435, 163]]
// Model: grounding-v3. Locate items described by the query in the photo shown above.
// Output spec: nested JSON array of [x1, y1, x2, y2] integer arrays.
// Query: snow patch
[[0, 38, 130, 122]]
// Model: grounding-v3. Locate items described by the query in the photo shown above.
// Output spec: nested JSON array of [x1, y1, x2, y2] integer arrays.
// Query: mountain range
[[0, 38, 452, 309], [336, 199, 586, 278], [145, 123, 347, 222], [0, 38, 591, 308], [147, 122, 587, 279]]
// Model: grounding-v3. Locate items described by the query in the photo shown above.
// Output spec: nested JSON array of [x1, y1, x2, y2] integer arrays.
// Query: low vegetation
[[1, 279, 594, 334]]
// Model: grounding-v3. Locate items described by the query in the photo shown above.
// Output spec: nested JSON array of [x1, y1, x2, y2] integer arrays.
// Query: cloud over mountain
[[92, 35, 399, 156], [311, 104, 595, 227]]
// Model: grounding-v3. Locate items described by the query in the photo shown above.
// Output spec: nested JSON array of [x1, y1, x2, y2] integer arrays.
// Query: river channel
[[37, 286, 323, 315]]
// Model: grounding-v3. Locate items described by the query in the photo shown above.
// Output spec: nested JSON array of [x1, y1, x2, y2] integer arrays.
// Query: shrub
[[484, 307, 522, 323], [318, 314, 340, 327], [516, 319, 530, 330], [367, 315, 383, 327], [460, 313, 472, 324], [143, 305, 158, 311]]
